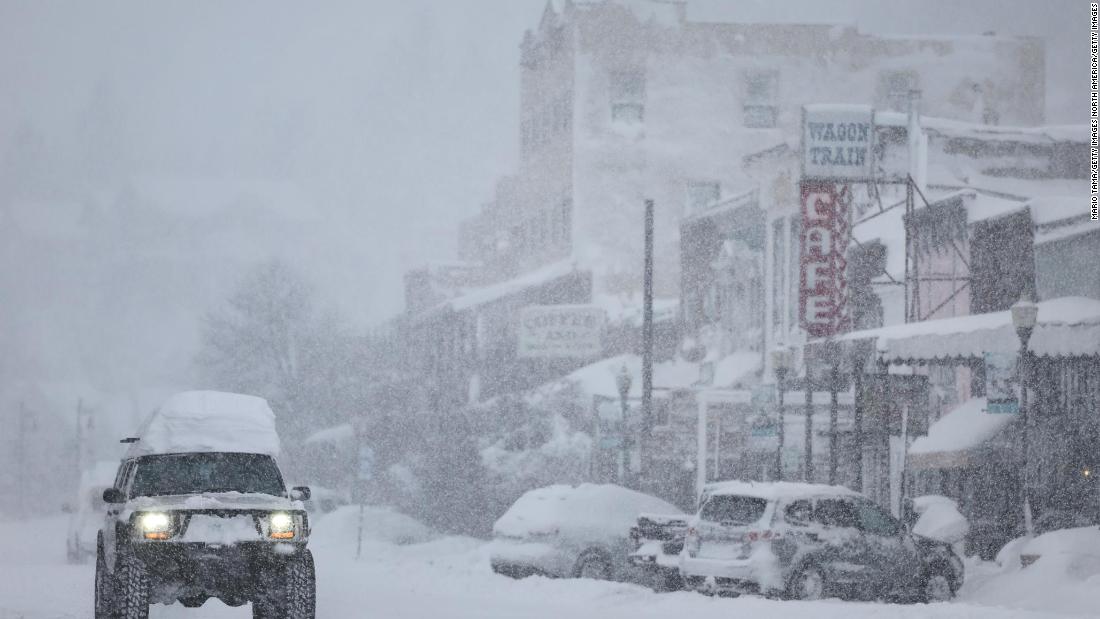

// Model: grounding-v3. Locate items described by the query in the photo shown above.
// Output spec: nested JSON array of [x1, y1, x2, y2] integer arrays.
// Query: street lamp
[[616, 364, 633, 486], [1011, 296, 1038, 538], [771, 346, 794, 481]]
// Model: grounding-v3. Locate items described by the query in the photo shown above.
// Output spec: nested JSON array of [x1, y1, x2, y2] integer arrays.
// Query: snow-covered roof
[[927, 168, 1090, 203], [702, 480, 858, 501], [874, 112, 1086, 145], [304, 423, 354, 446], [836, 297, 1100, 361], [594, 294, 679, 327], [1027, 196, 1090, 226], [127, 391, 281, 458], [1035, 223, 1099, 247], [433, 260, 582, 314], [908, 398, 1013, 468], [529, 351, 759, 404]]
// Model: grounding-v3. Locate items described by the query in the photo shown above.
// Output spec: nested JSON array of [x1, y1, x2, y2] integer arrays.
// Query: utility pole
[[16, 401, 30, 517], [804, 366, 814, 483], [829, 366, 839, 485], [641, 198, 655, 487]]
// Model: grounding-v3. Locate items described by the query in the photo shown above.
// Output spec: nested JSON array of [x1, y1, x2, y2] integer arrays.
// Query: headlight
[[269, 512, 296, 540], [138, 512, 173, 540]]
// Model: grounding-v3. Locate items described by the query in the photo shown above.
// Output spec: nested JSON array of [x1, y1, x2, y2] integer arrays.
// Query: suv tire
[[920, 565, 955, 603], [115, 549, 150, 619], [253, 550, 316, 619], [787, 564, 826, 600], [94, 541, 115, 619], [573, 550, 612, 580]]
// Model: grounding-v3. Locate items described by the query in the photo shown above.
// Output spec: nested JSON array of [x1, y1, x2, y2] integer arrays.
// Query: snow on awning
[[835, 297, 1100, 363], [909, 398, 1014, 470]]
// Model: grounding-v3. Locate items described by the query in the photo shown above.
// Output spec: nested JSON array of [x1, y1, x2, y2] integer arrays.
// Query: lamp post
[[1011, 296, 1038, 538], [616, 364, 633, 487], [771, 346, 793, 481]]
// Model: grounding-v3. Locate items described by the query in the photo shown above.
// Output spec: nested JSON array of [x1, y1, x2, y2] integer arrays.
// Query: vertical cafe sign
[[799, 104, 872, 338], [799, 182, 852, 337]]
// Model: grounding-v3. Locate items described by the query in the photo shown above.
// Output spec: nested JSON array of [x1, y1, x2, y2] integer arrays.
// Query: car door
[[854, 499, 921, 598], [102, 460, 132, 571], [811, 498, 870, 587]]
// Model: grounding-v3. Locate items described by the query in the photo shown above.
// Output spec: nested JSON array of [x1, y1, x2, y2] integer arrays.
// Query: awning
[[833, 297, 1100, 364], [908, 398, 1015, 470]]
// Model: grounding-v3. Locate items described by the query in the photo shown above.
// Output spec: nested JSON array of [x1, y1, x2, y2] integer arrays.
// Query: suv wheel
[[94, 541, 115, 619], [921, 567, 955, 603], [788, 564, 826, 600], [254, 549, 316, 619], [115, 550, 150, 619]]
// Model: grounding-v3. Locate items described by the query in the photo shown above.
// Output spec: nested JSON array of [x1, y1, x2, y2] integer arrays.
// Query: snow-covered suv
[[93, 391, 315, 619], [679, 481, 963, 602]]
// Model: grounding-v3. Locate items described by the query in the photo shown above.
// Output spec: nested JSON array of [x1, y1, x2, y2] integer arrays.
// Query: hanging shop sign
[[518, 305, 605, 359], [799, 181, 852, 338], [802, 104, 876, 181], [983, 352, 1020, 414]]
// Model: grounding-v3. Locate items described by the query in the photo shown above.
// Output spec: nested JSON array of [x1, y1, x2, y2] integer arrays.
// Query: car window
[[814, 498, 859, 528], [699, 495, 767, 524], [784, 500, 813, 526], [130, 453, 286, 497], [114, 461, 131, 489], [856, 500, 902, 537]]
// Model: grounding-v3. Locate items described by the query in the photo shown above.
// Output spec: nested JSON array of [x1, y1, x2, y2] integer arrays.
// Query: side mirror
[[102, 488, 126, 504], [290, 486, 311, 501]]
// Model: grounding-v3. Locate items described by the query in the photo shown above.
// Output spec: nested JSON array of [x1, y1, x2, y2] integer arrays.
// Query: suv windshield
[[700, 495, 767, 525], [129, 453, 285, 498]]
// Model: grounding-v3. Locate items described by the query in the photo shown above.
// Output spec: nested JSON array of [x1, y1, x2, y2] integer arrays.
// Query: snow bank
[[959, 527, 1100, 616], [129, 390, 280, 457], [912, 495, 969, 544], [493, 484, 680, 540]]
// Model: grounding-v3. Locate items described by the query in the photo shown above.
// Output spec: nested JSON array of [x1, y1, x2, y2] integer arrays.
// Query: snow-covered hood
[[122, 492, 303, 518]]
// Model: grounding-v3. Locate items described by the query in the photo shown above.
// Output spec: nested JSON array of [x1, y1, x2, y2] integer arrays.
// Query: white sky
[[0, 1, 1086, 407]]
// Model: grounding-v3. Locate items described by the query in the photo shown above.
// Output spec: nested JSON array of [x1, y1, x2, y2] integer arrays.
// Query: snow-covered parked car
[[679, 481, 964, 602], [490, 483, 680, 582], [627, 512, 690, 590], [1018, 525, 1100, 568], [94, 391, 315, 619], [67, 461, 120, 564]]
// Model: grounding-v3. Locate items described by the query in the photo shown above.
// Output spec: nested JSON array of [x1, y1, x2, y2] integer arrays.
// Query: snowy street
[[2, 2, 1097, 619], [1, 514, 1092, 619]]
